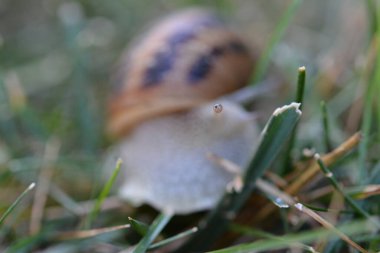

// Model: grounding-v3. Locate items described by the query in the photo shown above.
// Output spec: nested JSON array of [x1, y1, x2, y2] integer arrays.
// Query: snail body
[[110, 100, 258, 214], [106, 9, 259, 214]]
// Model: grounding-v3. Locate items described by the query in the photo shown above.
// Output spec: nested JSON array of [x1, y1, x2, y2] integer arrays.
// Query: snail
[[106, 9, 260, 214]]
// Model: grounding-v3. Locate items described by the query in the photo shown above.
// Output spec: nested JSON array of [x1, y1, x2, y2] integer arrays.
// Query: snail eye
[[213, 103, 223, 113]]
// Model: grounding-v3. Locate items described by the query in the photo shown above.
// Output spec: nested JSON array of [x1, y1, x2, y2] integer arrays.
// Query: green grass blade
[[366, 0, 378, 36], [295, 66, 306, 108], [84, 158, 122, 229], [177, 103, 302, 252], [281, 66, 306, 174], [302, 204, 352, 214], [358, 16, 380, 182], [148, 227, 198, 250], [208, 220, 373, 253], [0, 183, 35, 227], [128, 217, 149, 236], [252, 0, 302, 83], [315, 154, 379, 228], [230, 224, 314, 252], [358, 64, 377, 181], [5, 233, 44, 253], [320, 101, 333, 152], [60, 13, 100, 154], [230, 224, 277, 239], [133, 212, 173, 253]]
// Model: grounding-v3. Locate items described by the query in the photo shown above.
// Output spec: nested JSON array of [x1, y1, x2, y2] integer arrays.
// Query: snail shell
[[107, 9, 255, 137]]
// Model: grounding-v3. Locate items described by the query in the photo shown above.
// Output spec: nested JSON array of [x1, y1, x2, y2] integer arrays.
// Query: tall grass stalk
[[84, 158, 122, 229], [0, 183, 35, 227], [252, 0, 302, 83]]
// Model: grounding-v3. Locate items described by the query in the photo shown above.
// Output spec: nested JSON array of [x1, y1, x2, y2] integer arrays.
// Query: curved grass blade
[[56, 224, 130, 241], [128, 217, 149, 236], [359, 31, 380, 182], [177, 103, 302, 252], [208, 220, 372, 253], [0, 182, 35, 227], [84, 158, 122, 229], [230, 224, 315, 252], [148, 227, 198, 250], [315, 154, 380, 228], [133, 212, 173, 253]]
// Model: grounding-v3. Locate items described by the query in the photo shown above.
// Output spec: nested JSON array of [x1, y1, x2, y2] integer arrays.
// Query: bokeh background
[[0, 0, 367, 157], [0, 0, 376, 252]]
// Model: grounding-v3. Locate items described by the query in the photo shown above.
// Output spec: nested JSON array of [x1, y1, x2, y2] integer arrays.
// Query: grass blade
[[251, 179, 370, 253], [148, 227, 198, 250], [84, 158, 122, 229], [320, 101, 333, 152], [253, 132, 362, 222], [293, 203, 369, 253], [0, 183, 36, 227], [358, 34, 380, 182], [295, 66, 306, 108], [230, 224, 315, 252], [56, 224, 130, 241], [177, 103, 302, 252], [252, 0, 302, 83], [281, 66, 307, 174], [208, 220, 372, 253], [128, 217, 149, 236], [133, 212, 173, 253], [314, 154, 379, 228]]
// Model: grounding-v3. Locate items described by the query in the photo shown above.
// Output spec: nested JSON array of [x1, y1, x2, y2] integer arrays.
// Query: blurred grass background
[[0, 0, 379, 252]]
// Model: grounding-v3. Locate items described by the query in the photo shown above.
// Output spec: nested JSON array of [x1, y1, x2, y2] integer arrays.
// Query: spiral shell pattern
[[108, 9, 254, 137]]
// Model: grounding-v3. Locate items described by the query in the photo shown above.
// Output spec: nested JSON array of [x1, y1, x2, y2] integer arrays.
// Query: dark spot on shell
[[188, 54, 213, 83], [144, 49, 175, 87], [228, 41, 248, 54], [187, 45, 227, 84], [143, 30, 195, 87], [142, 18, 218, 88], [142, 13, 226, 87], [186, 44, 228, 84], [142, 17, 221, 87], [211, 46, 225, 57]]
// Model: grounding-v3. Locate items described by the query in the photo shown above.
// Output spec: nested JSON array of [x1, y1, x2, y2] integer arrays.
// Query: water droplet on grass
[[273, 197, 289, 208], [295, 203, 304, 211]]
